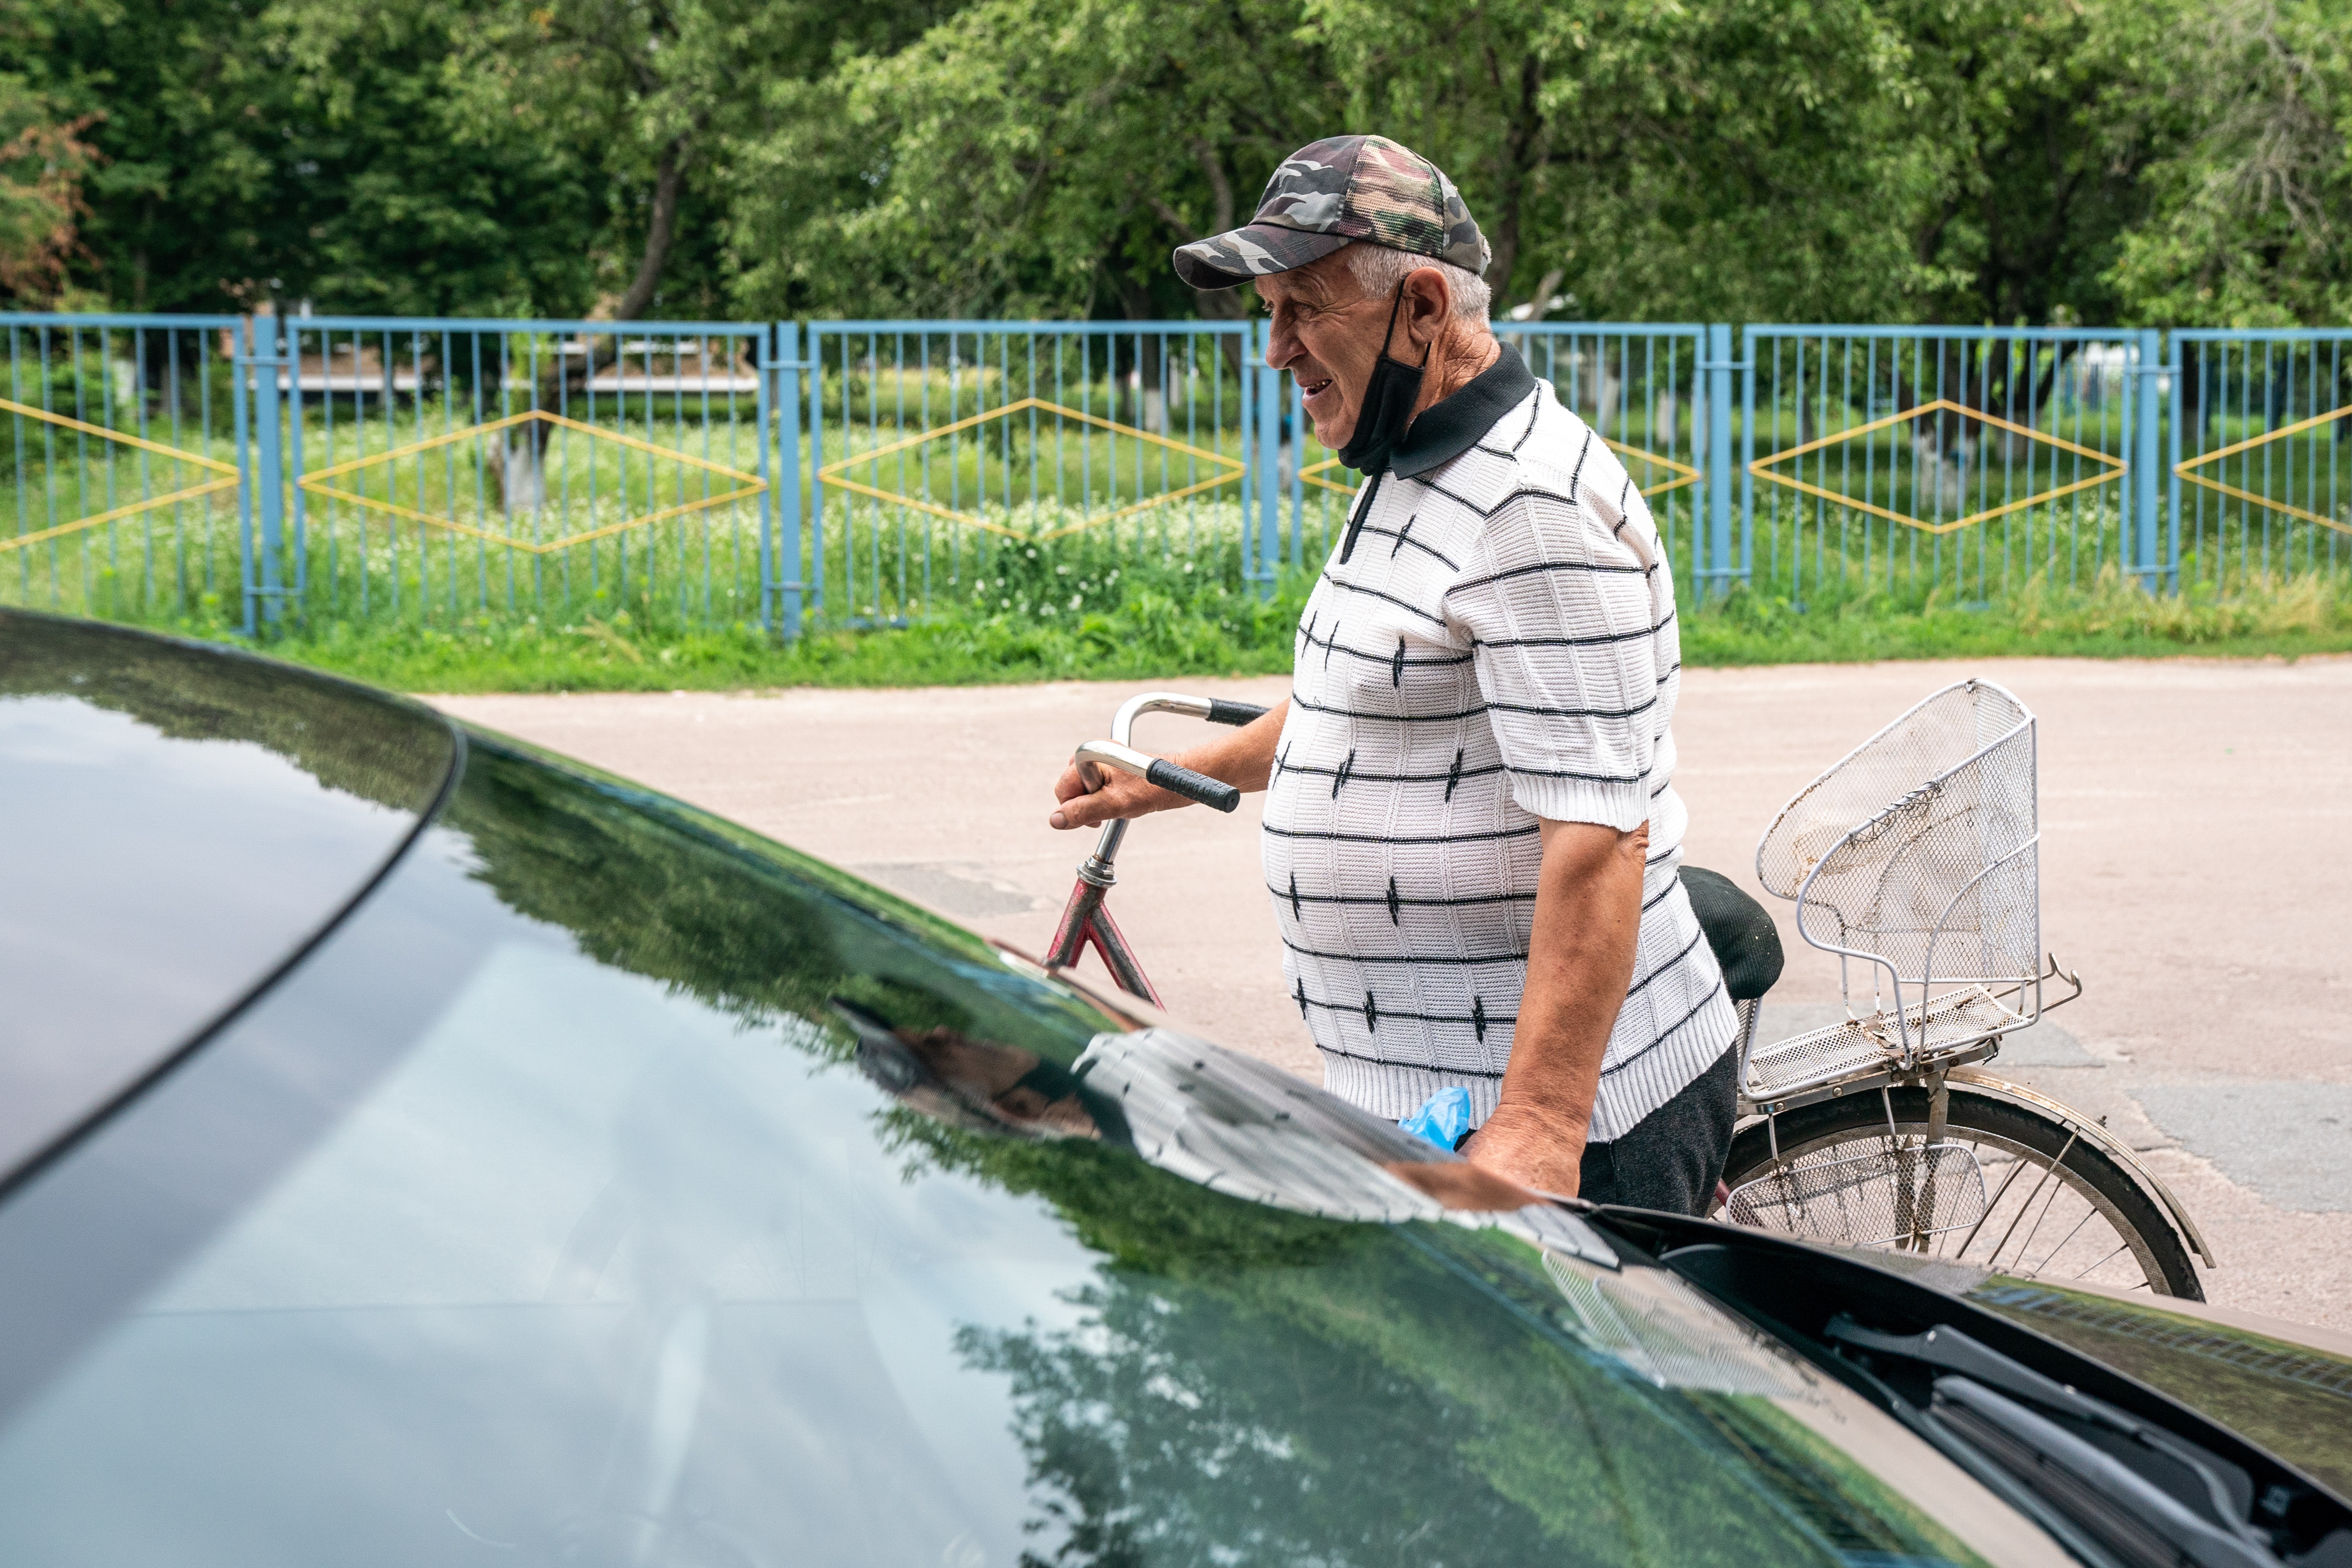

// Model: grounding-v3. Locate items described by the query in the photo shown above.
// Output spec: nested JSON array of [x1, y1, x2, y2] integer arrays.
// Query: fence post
[[806, 327, 827, 623], [2165, 332, 2183, 595], [1254, 320, 1281, 598], [246, 314, 286, 630], [231, 319, 255, 637], [2135, 327, 2164, 593], [765, 322, 805, 641], [1706, 323, 1735, 599]]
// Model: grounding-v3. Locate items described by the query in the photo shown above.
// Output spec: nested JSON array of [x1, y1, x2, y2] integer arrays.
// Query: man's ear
[[1405, 267, 1450, 347]]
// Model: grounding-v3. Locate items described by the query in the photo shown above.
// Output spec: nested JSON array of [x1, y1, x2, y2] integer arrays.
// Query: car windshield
[[0, 739, 2018, 1568]]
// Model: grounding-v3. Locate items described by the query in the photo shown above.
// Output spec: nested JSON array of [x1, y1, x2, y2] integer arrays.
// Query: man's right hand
[[1049, 760, 1189, 831], [1047, 698, 1290, 831]]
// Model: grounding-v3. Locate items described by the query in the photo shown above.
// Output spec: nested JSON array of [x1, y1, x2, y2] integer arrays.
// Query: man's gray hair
[[1342, 242, 1493, 324]]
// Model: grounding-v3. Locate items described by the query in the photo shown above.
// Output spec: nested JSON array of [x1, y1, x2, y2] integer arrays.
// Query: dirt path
[[434, 655, 2352, 1330]]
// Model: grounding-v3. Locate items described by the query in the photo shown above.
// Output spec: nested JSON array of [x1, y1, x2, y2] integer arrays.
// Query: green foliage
[[9, 0, 2342, 329], [0, 30, 100, 306], [731, 0, 1344, 320], [6, 0, 2343, 328], [723, 0, 2348, 328], [237, 548, 1314, 691], [1685, 567, 2352, 663], [2091, 0, 2352, 327]]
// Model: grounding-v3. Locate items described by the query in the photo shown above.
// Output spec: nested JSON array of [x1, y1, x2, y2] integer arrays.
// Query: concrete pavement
[[434, 654, 2352, 1330]]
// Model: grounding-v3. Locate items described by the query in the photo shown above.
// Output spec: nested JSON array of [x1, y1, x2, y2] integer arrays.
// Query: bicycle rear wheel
[[1713, 1082, 2203, 1299]]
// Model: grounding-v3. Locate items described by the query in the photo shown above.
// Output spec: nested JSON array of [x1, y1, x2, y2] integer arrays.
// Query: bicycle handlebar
[[1074, 740, 1241, 814], [1148, 758, 1242, 813], [1110, 691, 1272, 746]]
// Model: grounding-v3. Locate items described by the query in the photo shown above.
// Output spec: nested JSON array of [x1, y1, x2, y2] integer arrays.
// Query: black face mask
[[1335, 280, 1430, 563], [1334, 279, 1430, 477]]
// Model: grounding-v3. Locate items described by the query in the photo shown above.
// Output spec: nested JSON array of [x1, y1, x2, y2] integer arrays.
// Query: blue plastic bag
[[1398, 1086, 1472, 1151]]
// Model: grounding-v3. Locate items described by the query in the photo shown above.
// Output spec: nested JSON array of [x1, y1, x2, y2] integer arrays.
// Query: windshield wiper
[[1829, 1319, 2278, 1568], [1593, 1215, 2352, 1568], [1933, 1374, 2269, 1568]]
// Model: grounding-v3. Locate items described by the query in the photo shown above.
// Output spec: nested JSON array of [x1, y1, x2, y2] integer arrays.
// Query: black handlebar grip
[[1206, 698, 1271, 727], [1146, 758, 1242, 813]]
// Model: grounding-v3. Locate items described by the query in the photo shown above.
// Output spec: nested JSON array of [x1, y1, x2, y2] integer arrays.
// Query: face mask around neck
[[1333, 278, 1432, 563], [1333, 278, 1431, 477]]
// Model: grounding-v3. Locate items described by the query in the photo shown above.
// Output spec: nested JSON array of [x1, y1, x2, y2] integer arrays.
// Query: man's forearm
[[1464, 818, 1648, 1192], [1172, 698, 1287, 791]]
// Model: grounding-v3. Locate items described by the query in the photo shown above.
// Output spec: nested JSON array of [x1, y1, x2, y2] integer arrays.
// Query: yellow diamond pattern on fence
[[1605, 438, 1700, 498], [296, 409, 765, 555], [817, 397, 1244, 540], [0, 396, 240, 555], [1299, 454, 1353, 496], [2175, 402, 2352, 534], [1298, 437, 1698, 499], [1749, 397, 2126, 537]]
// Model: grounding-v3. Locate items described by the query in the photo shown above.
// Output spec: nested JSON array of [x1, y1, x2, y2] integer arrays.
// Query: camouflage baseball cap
[[1171, 135, 1490, 290]]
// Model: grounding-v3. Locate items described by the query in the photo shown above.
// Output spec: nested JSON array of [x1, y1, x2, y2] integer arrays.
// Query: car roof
[[0, 610, 457, 1187]]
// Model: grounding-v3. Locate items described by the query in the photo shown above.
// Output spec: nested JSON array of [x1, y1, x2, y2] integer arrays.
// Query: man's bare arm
[[1461, 818, 1649, 1196], [1049, 700, 1288, 830]]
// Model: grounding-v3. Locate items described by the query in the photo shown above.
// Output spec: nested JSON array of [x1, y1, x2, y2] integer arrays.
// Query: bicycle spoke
[[2024, 1203, 2097, 1279], [1725, 1110, 2177, 1296], [2072, 1241, 2131, 1281], [1955, 1142, 2035, 1260], [1980, 1129, 2076, 1269], [2000, 1163, 2072, 1276]]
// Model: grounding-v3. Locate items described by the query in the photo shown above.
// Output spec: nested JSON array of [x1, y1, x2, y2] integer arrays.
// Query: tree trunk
[[1150, 145, 1247, 383], [1484, 52, 1548, 313], [498, 133, 693, 515], [614, 134, 691, 323]]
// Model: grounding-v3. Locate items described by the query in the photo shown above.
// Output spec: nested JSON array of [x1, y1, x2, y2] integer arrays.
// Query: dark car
[[2, 607, 2348, 1568]]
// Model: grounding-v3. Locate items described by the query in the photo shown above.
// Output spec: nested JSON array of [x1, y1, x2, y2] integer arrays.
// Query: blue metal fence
[[803, 320, 1256, 627], [2170, 329, 2352, 593], [3, 311, 2345, 639], [1737, 326, 2159, 606]]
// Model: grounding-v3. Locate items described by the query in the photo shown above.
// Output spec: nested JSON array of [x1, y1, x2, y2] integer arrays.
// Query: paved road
[[435, 655, 2352, 1330]]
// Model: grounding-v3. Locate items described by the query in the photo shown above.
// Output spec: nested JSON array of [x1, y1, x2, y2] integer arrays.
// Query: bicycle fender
[[1947, 1068, 2218, 1270]]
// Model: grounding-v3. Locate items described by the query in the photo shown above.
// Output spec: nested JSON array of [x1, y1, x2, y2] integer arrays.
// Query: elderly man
[[1049, 135, 1738, 1212]]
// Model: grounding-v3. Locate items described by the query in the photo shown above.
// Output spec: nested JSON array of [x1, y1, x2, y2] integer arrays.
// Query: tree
[[1307, 0, 1939, 323], [0, 86, 100, 307], [2094, 0, 2350, 328], [1882, 0, 2153, 328], [728, 0, 1345, 323], [735, 0, 1953, 329], [0, 0, 612, 316], [265, 0, 612, 316]]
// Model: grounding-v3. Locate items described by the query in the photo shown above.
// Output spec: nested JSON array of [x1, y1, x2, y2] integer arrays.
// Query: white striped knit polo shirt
[[1263, 345, 1736, 1144]]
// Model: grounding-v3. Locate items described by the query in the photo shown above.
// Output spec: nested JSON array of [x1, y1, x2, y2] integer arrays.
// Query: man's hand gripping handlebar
[[1051, 694, 1270, 829], [1072, 743, 1242, 814]]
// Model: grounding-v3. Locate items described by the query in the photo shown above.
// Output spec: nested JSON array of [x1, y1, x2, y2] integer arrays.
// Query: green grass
[[1685, 568, 2352, 664], [108, 561, 2352, 695]]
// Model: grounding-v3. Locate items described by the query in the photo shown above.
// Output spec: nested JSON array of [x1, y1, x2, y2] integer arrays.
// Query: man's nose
[[1265, 316, 1302, 370]]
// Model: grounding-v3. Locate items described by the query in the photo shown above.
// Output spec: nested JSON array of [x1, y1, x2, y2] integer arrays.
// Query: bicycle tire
[[1715, 1083, 2204, 1300]]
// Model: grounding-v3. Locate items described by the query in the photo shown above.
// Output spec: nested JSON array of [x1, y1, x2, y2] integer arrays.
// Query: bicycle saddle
[[1681, 867, 1784, 1004]]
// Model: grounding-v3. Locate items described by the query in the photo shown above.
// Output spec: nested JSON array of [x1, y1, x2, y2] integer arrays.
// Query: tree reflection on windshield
[[456, 737, 1990, 1568], [870, 1114, 1976, 1568]]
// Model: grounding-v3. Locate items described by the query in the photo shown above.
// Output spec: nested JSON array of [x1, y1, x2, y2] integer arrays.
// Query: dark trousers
[[1576, 1046, 1738, 1215]]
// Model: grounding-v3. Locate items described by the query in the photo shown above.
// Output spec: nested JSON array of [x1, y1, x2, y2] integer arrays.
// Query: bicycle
[[1043, 691, 1266, 1005], [1047, 681, 2215, 1299]]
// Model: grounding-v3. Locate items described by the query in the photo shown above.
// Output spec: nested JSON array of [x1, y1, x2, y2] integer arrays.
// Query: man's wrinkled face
[[1259, 255, 1401, 451]]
